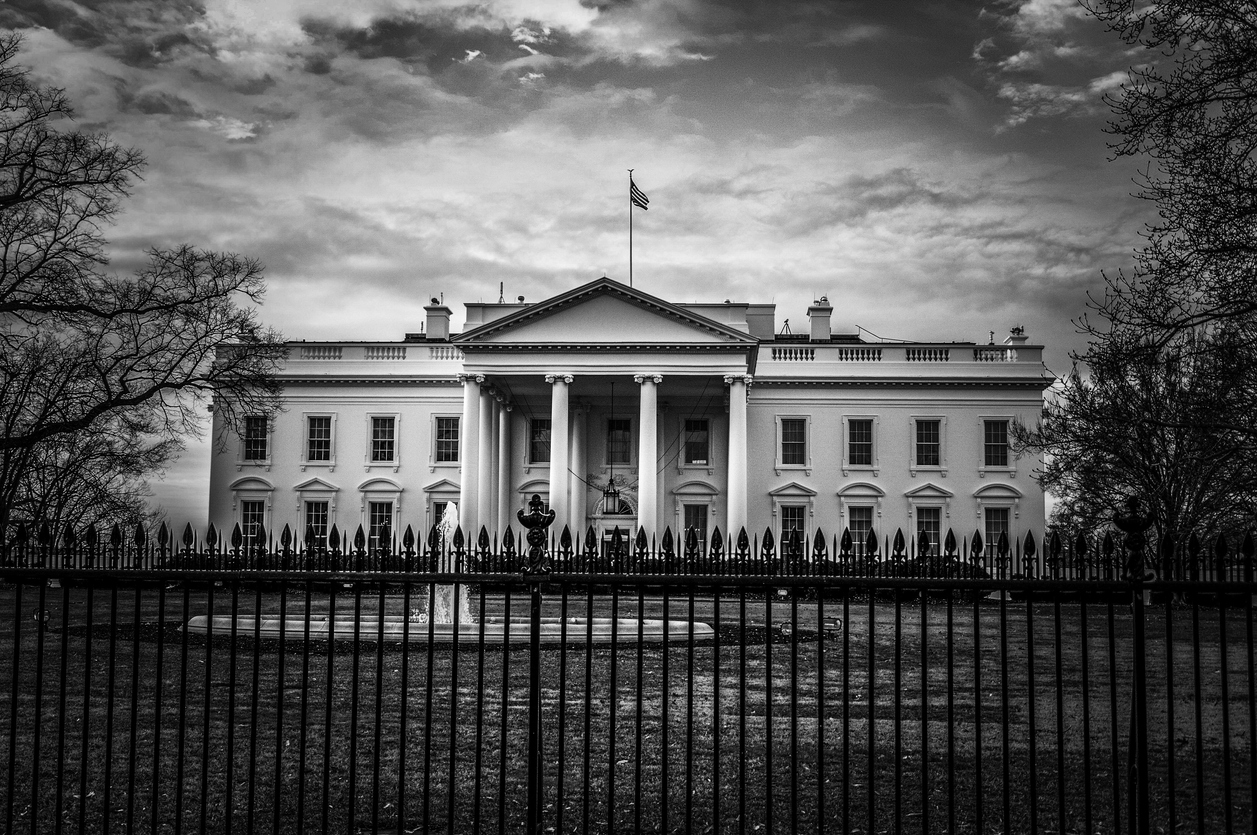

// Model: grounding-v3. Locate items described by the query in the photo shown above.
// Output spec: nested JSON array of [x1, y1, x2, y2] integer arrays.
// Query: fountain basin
[[184, 615, 715, 644]]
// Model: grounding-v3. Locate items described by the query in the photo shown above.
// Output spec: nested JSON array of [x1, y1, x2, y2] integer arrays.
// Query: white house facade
[[208, 277, 1051, 552]]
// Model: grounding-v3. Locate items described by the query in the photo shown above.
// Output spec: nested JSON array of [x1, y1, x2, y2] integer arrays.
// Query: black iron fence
[[1, 519, 1254, 834]]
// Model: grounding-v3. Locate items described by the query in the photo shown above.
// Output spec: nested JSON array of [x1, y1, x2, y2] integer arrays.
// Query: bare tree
[[1084, 0, 1257, 340], [0, 35, 284, 532], [1016, 322, 1257, 555]]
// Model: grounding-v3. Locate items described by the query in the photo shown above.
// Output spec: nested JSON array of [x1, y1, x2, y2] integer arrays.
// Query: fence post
[[1114, 498, 1154, 835], [517, 494, 555, 835]]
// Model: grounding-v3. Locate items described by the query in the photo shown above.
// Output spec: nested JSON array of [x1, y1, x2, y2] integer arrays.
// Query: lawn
[[0, 579, 1253, 834]]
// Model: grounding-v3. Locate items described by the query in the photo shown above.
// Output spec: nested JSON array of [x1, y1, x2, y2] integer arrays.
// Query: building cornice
[[281, 377, 461, 386], [461, 343, 754, 353], [753, 378, 1053, 390]]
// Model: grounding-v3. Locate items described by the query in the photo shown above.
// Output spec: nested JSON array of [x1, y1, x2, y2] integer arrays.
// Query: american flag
[[630, 178, 649, 210]]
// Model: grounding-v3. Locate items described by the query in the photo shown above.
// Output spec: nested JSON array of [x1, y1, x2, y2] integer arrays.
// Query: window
[[370, 417, 396, 463], [241, 499, 266, 539], [848, 506, 874, 556], [307, 416, 332, 462], [848, 419, 873, 466], [304, 500, 329, 545], [435, 417, 460, 463], [607, 418, 632, 465], [916, 506, 941, 556], [985, 507, 1010, 558], [683, 419, 710, 465], [984, 420, 1010, 468], [529, 418, 552, 464], [780, 418, 807, 466], [780, 504, 807, 546], [915, 419, 941, 467], [683, 504, 708, 551], [243, 416, 268, 461], [369, 501, 393, 549]]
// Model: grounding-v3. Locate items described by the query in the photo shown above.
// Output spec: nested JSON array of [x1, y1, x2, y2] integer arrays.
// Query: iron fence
[[1, 519, 1254, 834]]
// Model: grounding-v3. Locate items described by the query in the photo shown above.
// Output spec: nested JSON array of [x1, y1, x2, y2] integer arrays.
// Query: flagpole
[[628, 168, 634, 288]]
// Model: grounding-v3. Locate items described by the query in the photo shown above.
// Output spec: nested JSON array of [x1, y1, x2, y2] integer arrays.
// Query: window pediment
[[904, 482, 954, 500], [768, 481, 817, 498]]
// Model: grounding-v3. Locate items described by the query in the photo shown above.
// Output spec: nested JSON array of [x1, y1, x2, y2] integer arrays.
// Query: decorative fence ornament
[[516, 493, 556, 574]]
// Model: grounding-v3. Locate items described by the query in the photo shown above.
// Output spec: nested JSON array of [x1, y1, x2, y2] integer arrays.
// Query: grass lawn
[[0, 579, 1253, 834]]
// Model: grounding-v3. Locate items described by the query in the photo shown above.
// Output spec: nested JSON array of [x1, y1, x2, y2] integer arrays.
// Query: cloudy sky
[[3, 0, 1152, 523]]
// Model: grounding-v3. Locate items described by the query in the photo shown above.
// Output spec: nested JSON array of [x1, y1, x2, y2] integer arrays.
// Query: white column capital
[[723, 374, 753, 387], [545, 373, 575, 385], [633, 373, 663, 385], [458, 373, 485, 385]]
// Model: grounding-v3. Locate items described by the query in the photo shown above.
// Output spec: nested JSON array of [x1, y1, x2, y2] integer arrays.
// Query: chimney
[[807, 296, 833, 342], [1004, 325, 1029, 346], [425, 298, 452, 341]]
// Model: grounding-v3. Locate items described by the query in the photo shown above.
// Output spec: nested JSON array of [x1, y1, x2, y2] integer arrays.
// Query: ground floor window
[[780, 504, 806, 549], [915, 506, 941, 556], [240, 500, 266, 542], [984, 507, 1010, 560], [369, 501, 393, 550], [683, 503, 708, 552], [304, 501, 329, 547], [848, 506, 874, 556]]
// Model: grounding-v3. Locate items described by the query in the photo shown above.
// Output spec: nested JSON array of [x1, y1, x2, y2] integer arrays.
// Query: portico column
[[497, 400, 512, 536], [478, 387, 495, 537], [546, 374, 573, 536], [725, 374, 751, 540], [570, 403, 588, 536], [635, 374, 662, 539], [457, 373, 484, 536]]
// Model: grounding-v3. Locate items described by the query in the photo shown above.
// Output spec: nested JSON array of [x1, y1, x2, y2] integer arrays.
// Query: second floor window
[[243, 417, 267, 461], [848, 419, 873, 466], [780, 418, 807, 466], [607, 418, 632, 465], [307, 416, 331, 461], [530, 418, 552, 464], [915, 419, 941, 467], [984, 420, 1010, 467], [371, 417, 396, 462], [435, 417, 460, 463], [683, 419, 710, 465]]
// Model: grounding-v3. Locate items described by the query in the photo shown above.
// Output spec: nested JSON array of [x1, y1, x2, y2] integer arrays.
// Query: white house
[[208, 277, 1050, 554]]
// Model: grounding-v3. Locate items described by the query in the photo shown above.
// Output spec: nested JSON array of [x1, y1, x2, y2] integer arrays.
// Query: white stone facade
[[208, 278, 1050, 551]]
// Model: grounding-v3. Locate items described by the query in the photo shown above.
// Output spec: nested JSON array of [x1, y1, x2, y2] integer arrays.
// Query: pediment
[[423, 478, 461, 494], [358, 477, 402, 492], [904, 482, 954, 499], [837, 480, 885, 498], [673, 479, 719, 496], [974, 483, 1022, 499], [294, 477, 339, 492], [769, 481, 818, 497], [230, 476, 273, 491], [456, 278, 759, 348]]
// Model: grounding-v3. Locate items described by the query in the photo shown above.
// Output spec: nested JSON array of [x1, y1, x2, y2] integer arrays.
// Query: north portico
[[451, 277, 761, 541], [209, 275, 1049, 554]]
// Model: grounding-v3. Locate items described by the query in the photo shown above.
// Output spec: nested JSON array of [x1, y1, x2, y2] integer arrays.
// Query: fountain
[[186, 497, 714, 644]]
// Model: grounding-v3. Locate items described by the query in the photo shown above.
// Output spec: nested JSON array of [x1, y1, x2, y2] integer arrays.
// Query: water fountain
[[186, 498, 714, 644]]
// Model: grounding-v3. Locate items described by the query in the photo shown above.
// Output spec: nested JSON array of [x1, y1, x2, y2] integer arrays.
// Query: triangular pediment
[[904, 482, 954, 499], [456, 278, 759, 348], [293, 477, 338, 492], [769, 481, 818, 497]]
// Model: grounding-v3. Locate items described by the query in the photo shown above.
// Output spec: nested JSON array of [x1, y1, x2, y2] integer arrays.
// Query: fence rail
[[2, 520, 1255, 834]]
